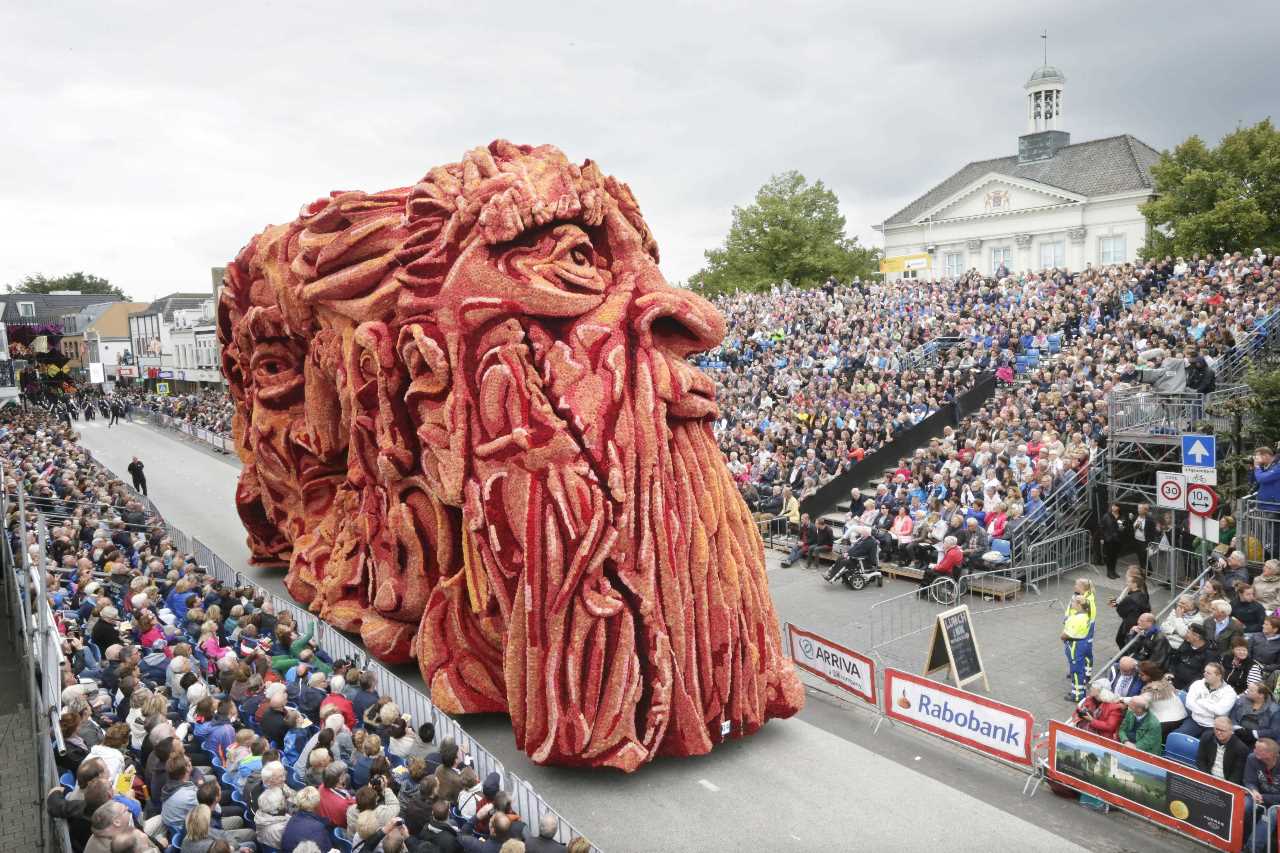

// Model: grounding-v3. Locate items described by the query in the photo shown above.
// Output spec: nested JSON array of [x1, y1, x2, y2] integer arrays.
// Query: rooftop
[[133, 292, 210, 322], [882, 134, 1161, 227], [1026, 64, 1065, 86]]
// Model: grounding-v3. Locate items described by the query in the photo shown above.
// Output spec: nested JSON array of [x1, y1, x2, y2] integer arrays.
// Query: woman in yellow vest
[[1062, 594, 1092, 702]]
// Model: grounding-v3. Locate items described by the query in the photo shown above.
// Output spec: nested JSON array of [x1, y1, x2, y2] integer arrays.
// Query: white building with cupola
[[875, 64, 1161, 279]]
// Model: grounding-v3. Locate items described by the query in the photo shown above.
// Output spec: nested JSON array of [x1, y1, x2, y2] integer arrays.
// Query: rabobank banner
[[883, 668, 1034, 766], [786, 623, 877, 705]]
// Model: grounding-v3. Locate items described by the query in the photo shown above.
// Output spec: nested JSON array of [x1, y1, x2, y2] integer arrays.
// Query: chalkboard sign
[[924, 605, 989, 690]]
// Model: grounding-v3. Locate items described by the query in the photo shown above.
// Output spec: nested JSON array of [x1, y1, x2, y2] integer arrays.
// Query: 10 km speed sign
[[1186, 484, 1219, 517], [1156, 471, 1186, 510]]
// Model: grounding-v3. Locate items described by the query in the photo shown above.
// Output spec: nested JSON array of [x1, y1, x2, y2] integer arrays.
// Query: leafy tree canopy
[[1141, 119, 1280, 257], [7, 272, 129, 300], [689, 171, 878, 295]]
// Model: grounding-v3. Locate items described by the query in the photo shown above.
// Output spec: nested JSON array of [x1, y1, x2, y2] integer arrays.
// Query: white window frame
[[1099, 235, 1126, 265], [944, 252, 964, 278], [17, 301, 35, 318], [991, 247, 1012, 274], [1039, 240, 1065, 270]]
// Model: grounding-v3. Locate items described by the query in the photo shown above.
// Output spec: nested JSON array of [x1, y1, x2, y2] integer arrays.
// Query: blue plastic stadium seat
[[991, 539, 1011, 559], [60, 771, 75, 789], [1027, 348, 1040, 358], [331, 828, 353, 853], [1164, 732, 1199, 767]]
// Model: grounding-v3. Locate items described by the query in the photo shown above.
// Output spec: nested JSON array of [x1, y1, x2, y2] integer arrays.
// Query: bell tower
[[1019, 63, 1070, 163]]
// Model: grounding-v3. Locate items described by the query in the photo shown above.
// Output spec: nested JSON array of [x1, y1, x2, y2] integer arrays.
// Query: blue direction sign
[[1181, 434, 1216, 469]]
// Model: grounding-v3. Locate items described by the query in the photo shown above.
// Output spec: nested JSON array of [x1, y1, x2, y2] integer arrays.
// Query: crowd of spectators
[[122, 390, 235, 435], [7, 249, 1280, 851], [747, 253, 1278, 581], [2, 406, 580, 853], [1070, 553, 1280, 848]]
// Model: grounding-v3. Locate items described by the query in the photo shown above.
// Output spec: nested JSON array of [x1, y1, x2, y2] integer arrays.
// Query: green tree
[[689, 171, 878, 295], [1141, 119, 1280, 257], [7, 272, 129, 300]]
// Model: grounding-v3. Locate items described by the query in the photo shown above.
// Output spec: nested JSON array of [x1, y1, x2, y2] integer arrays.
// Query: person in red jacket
[[918, 536, 964, 595], [319, 675, 357, 730], [1074, 683, 1126, 739], [316, 762, 356, 827]]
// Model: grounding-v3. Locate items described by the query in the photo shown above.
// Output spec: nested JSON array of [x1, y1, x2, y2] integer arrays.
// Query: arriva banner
[[785, 623, 876, 705], [883, 668, 1033, 766]]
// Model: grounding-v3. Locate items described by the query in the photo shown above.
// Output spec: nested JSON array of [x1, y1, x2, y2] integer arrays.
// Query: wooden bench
[[967, 574, 1022, 601], [880, 563, 925, 582]]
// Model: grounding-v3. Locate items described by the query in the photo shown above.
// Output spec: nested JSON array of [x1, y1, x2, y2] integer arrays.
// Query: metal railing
[[1204, 383, 1252, 434], [1006, 450, 1101, 568], [3, 475, 74, 853], [138, 410, 233, 453], [754, 514, 789, 550], [1215, 308, 1280, 385], [1025, 528, 1092, 582], [1109, 389, 1203, 435], [1237, 494, 1278, 564], [900, 335, 966, 373], [1143, 544, 1209, 592], [869, 561, 1070, 653]]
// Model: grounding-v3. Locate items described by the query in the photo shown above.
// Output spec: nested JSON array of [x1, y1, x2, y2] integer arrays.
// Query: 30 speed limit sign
[[1156, 471, 1186, 510], [1186, 484, 1219, 517]]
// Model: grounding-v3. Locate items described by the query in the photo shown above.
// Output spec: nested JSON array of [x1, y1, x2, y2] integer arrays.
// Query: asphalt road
[[77, 417, 1202, 853]]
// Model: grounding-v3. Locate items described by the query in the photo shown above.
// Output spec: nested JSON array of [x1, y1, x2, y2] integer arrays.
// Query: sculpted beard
[[405, 303, 789, 768]]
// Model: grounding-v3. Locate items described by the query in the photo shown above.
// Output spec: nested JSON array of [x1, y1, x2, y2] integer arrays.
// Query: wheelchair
[[824, 546, 883, 590]]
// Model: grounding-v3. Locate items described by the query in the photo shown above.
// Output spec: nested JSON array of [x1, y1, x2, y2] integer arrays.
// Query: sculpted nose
[[632, 281, 725, 359]]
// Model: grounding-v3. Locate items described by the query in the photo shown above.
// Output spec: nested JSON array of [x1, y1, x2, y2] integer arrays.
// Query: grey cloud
[[1, 0, 1275, 299]]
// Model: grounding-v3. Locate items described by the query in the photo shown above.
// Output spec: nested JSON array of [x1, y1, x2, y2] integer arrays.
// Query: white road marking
[[697, 778, 720, 792]]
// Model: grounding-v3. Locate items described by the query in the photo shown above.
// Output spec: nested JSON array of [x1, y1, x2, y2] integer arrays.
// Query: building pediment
[[913, 172, 1086, 225]]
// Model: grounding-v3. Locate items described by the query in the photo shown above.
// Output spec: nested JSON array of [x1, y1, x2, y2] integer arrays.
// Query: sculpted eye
[[500, 225, 606, 297], [250, 348, 300, 388]]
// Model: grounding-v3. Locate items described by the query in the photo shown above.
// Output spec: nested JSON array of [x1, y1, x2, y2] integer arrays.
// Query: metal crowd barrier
[[1025, 528, 1091, 582], [1005, 450, 1100, 569], [1238, 494, 1278, 565], [1215, 307, 1280, 385], [138, 410, 233, 453], [3, 476, 74, 852], [1145, 545, 1209, 592]]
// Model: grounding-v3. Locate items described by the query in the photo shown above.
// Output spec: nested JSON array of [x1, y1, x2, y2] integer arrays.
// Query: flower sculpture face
[[219, 140, 802, 770]]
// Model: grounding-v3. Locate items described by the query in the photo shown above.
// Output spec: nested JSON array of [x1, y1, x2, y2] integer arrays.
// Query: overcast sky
[[2, 1, 1276, 302]]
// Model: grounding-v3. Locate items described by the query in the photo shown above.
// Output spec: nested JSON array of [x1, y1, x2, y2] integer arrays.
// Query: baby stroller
[[824, 541, 883, 590]]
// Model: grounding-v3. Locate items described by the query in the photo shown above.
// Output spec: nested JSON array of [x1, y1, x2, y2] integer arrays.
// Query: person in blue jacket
[[1255, 446, 1280, 512], [280, 786, 332, 852]]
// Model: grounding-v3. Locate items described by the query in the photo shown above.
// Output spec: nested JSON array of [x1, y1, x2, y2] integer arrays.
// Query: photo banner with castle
[[1047, 721, 1246, 852]]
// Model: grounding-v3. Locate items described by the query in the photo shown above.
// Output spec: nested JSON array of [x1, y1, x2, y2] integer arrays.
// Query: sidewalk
[[0, 601, 47, 851]]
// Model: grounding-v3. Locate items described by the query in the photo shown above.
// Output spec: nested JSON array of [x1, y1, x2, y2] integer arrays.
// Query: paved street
[[77, 417, 1199, 853]]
